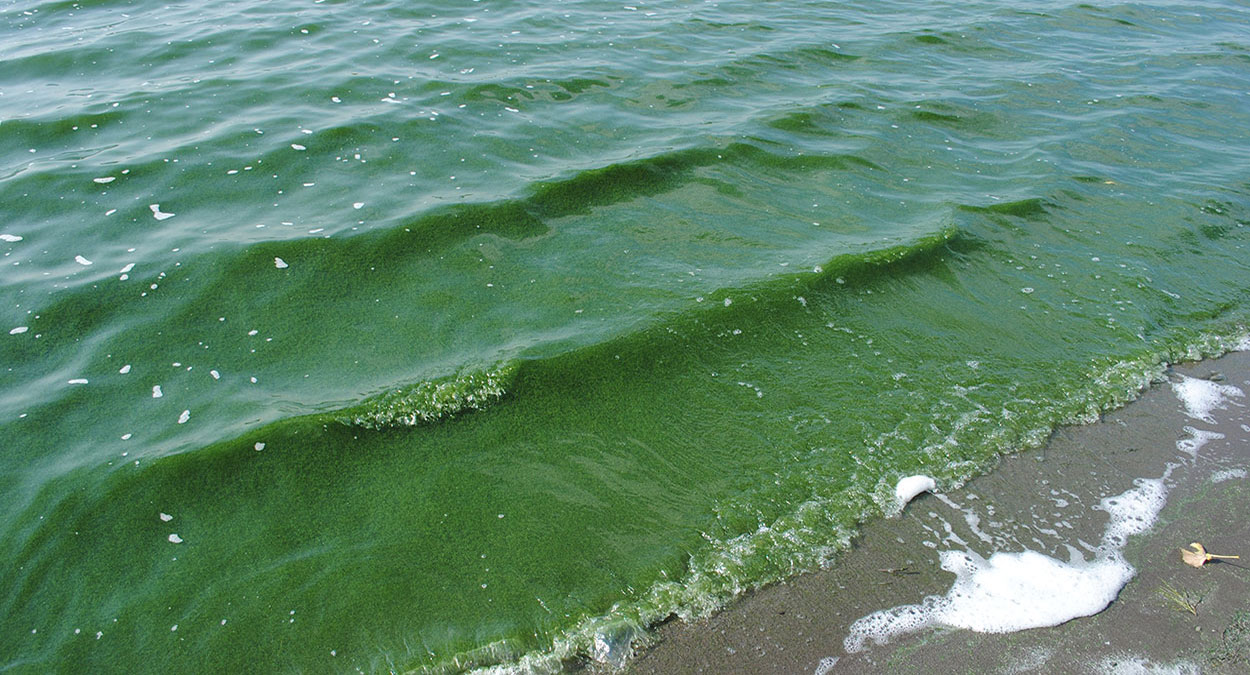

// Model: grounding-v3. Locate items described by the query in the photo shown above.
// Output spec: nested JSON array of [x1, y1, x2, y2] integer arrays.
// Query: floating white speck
[[331, 96, 341, 103], [75, 255, 93, 266], [210, 370, 220, 380], [9, 326, 28, 335], [120, 263, 135, 274], [152, 385, 163, 398], [160, 512, 173, 522], [1021, 287, 1034, 294], [0, 234, 22, 242], [254, 442, 266, 451], [274, 257, 288, 269], [178, 409, 190, 424], [168, 534, 183, 544], [121, 433, 132, 440], [352, 202, 364, 209], [93, 177, 115, 184], [724, 297, 732, 306], [149, 204, 175, 221], [291, 143, 306, 151], [68, 378, 89, 385], [171, 625, 177, 632]]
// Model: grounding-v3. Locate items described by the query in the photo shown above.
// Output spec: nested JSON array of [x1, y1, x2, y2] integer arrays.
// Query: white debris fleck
[[68, 378, 89, 385], [210, 370, 220, 380], [254, 442, 266, 451], [9, 326, 28, 335], [120, 263, 135, 274], [75, 255, 93, 266], [149, 204, 175, 221], [274, 257, 289, 269], [93, 177, 115, 184], [168, 534, 183, 543], [160, 513, 173, 522], [0, 234, 22, 242], [291, 143, 306, 151], [152, 385, 163, 398], [353, 202, 365, 209], [178, 410, 191, 424]]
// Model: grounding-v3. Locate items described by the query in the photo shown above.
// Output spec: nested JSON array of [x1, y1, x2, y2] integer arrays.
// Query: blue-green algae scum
[[3, 0, 1249, 671]]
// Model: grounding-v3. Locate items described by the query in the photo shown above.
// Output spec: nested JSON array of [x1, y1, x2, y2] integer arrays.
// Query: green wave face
[[3, 0, 1250, 672]]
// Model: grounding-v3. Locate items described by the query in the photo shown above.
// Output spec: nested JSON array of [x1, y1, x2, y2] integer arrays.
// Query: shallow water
[[2, 0, 1249, 671]]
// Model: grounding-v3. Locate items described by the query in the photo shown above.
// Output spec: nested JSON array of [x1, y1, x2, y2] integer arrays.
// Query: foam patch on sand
[[1091, 654, 1200, 674], [1170, 375, 1244, 424], [845, 474, 1169, 652], [891, 475, 936, 514]]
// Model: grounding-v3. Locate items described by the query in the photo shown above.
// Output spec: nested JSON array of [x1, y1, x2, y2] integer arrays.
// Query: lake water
[[2, 0, 1249, 671]]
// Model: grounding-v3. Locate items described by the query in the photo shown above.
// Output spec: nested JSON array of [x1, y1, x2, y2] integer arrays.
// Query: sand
[[626, 350, 1250, 674]]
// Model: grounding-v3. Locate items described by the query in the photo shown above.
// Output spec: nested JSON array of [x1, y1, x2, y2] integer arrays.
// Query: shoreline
[[625, 349, 1250, 674]]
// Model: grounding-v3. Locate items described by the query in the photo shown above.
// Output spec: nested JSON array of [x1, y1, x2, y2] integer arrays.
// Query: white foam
[[1211, 468, 1246, 483], [93, 176, 115, 184], [68, 378, 88, 385], [254, 442, 265, 451], [168, 534, 183, 543], [1092, 654, 1201, 674], [75, 255, 93, 266], [274, 257, 289, 269], [0, 234, 22, 242], [9, 326, 28, 335], [1176, 426, 1224, 458], [846, 476, 1168, 652], [893, 475, 936, 513], [1236, 335, 1250, 352], [177, 410, 190, 424], [1171, 375, 1244, 424], [159, 512, 173, 522], [152, 385, 163, 398], [119, 364, 131, 374]]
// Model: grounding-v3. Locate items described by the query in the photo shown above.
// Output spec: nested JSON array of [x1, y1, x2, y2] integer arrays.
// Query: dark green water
[[2, 0, 1249, 671]]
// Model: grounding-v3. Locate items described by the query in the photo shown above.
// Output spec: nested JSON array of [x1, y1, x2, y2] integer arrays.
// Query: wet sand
[[627, 350, 1250, 674]]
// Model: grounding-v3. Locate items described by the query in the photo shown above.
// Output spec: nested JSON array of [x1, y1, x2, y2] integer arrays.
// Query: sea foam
[[845, 474, 1168, 652]]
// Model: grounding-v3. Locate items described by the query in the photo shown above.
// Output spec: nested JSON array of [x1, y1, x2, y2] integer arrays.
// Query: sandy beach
[[627, 349, 1250, 674]]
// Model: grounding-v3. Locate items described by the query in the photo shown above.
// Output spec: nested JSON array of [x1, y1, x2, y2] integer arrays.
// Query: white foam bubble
[[1176, 426, 1224, 458], [152, 385, 163, 398], [1171, 375, 1244, 424], [159, 512, 173, 522], [177, 410, 190, 424], [0, 234, 22, 242], [353, 202, 365, 209], [68, 378, 88, 385], [75, 255, 93, 266], [274, 257, 289, 269], [93, 176, 115, 184], [120, 364, 131, 374], [893, 475, 936, 513], [846, 475, 1168, 652], [1211, 468, 1246, 483], [168, 534, 183, 543], [254, 442, 265, 451], [291, 143, 306, 151], [9, 326, 28, 335], [1092, 654, 1200, 674]]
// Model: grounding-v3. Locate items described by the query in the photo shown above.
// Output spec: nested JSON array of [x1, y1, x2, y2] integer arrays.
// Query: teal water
[[3, 0, 1250, 671]]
